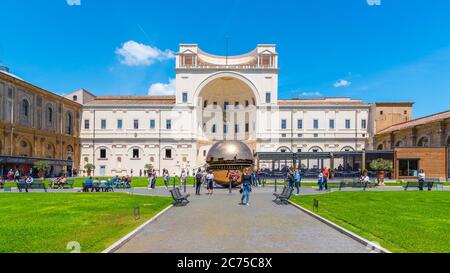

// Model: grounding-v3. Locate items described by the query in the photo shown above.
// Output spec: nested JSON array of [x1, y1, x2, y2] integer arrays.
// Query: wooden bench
[[17, 182, 47, 192], [273, 186, 294, 205], [339, 181, 368, 191], [170, 188, 190, 206]]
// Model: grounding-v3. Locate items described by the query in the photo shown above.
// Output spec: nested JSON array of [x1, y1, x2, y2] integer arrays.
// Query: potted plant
[[33, 161, 50, 180], [369, 159, 393, 186], [329, 168, 336, 179], [84, 163, 96, 176]]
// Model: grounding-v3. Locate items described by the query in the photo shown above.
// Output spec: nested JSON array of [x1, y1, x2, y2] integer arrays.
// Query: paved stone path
[[115, 187, 369, 253]]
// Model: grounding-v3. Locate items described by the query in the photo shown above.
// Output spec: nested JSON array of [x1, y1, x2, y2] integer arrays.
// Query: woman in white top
[[418, 169, 426, 191], [206, 171, 214, 195]]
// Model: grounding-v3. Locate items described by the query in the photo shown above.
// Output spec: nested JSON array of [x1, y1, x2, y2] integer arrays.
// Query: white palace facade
[[66, 44, 387, 177]]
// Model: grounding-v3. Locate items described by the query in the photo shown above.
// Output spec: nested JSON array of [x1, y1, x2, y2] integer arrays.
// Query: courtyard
[[1, 185, 450, 253]]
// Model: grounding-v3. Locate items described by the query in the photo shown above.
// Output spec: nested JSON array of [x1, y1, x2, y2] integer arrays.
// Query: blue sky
[[0, 0, 449, 118]]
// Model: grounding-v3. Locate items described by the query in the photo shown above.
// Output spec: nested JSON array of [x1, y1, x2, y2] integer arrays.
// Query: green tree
[[33, 161, 50, 179], [84, 163, 96, 176]]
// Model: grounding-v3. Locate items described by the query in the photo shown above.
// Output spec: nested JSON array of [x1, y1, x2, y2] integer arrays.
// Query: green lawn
[[3, 177, 195, 188], [0, 193, 172, 253], [291, 191, 450, 253]]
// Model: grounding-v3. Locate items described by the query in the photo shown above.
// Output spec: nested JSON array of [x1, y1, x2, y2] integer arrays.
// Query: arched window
[[377, 144, 384, 150], [446, 135, 450, 146], [417, 137, 429, 147], [66, 112, 73, 135], [66, 145, 74, 153], [22, 99, 30, 119], [341, 146, 355, 152], [395, 141, 404, 148]]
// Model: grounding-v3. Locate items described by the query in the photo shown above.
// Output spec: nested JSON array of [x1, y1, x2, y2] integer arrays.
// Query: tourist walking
[[256, 169, 262, 187], [7, 169, 14, 182], [240, 168, 252, 206], [229, 170, 240, 193], [180, 169, 187, 188], [322, 168, 330, 190], [294, 169, 302, 195], [206, 170, 214, 195], [150, 169, 157, 189], [163, 169, 170, 189], [195, 169, 203, 195], [147, 171, 153, 190], [318, 172, 324, 191]]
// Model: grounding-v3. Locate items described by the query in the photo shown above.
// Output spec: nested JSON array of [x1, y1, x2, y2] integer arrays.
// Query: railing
[[177, 64, 276, 70]]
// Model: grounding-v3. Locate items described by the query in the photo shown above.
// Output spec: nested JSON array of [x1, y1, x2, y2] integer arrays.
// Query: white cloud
[[148, 78, 176, 96], [66, 0, 81, 6], [298, 91, 323, 97], [333, 79, 352, 88], [116, 40, 175, 66]]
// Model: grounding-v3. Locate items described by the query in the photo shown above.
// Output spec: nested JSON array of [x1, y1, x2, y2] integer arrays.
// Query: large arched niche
[[195, 73, 259, 142], [194, 72, 260, 106]]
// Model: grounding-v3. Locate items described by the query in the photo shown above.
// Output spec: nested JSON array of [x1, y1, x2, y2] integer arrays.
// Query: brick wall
[[395, 147, 448, 180]]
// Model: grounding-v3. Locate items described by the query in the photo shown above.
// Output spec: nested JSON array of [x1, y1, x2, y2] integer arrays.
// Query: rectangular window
[[165, 149, 172, 159], [132, 149, 139, 159], [281, 134, 287, 138], [298, 134, 303, 138], [265, 92, 271, 103], [245, 123, 249, 133], [329, 119, 335, 129], [345, 119, 351, 129], [166, 120, 172, 130], [182, 92, 188, 103], [361, 119, 367, 129], [281, 119, 287, 130], [245, 100, 249, 107], [398, 159, 419, 177], [133, 119, 139, 129], [101, 119, 106, 129], [84, 120, 90, 130], [313, 119, 319, 129], [314, 133, 319, 138], [117, 119, 123, 129], [100, 149, 107, 159], [297, 119, 303, 129], [235, 124, 239, 133], [235, 101, 239, 109], [223, 125, 228, 134], [224, 101, 229, 110], [212, 124, 217, 134], [150, 119, 156, 129]]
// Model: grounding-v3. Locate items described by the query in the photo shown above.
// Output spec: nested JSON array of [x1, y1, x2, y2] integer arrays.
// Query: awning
[[0, 156, 73, 166]]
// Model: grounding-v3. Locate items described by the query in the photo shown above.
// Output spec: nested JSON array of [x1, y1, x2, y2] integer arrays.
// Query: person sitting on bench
[[359, 171, 370, 185], [84, 177, 93, 192], [25, 175, 34, 193]]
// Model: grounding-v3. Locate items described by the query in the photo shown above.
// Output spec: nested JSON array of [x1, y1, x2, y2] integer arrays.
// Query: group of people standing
[[286, 168, 302, 195]]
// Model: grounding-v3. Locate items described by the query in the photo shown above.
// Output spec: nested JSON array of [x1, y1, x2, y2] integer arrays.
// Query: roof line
[[379, 110, 450, 134]]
